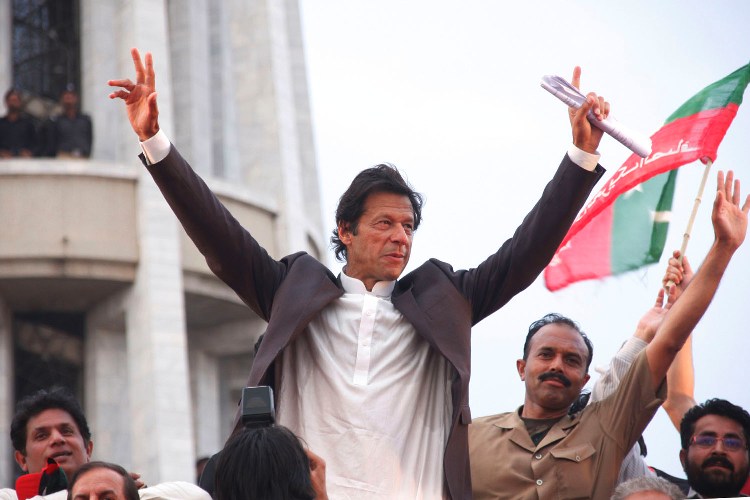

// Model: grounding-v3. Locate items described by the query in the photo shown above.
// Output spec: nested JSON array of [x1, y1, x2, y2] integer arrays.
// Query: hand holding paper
[[542, 74, 652, 158]]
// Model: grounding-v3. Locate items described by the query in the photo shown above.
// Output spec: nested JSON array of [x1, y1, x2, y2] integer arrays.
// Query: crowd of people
[[2, 46, 749, 499], [0, 87, 92, 159]]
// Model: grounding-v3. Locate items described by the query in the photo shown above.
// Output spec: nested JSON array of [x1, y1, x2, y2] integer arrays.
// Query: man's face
[[338, 191, 414, 290], [61, 91, 78, 110], [5, 92, 21, 113], [681, 414, 750, 498], [14, 408, 93, 479], [71, 467, 126, 500], [517, 323, 590, 418]]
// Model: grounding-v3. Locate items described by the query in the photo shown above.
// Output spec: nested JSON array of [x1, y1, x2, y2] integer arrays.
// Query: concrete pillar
[[218, 354, 255, 440], [265, 0, 310, 255], [125, 184, 195, 485], [167, 0, 213, 177], [188, 318, 263, 444], [208, 0, 240, 182], [284, 0, 326, 258], [114, 0, 194, 483], [111, 0, 176, 162], [0, 0, 11, 95], [0, 298, 13, 486], [226, 0, 308, 256], [189, 349, 221, 458], [80, 0, 121, 161], [85, 292, 131, 469]]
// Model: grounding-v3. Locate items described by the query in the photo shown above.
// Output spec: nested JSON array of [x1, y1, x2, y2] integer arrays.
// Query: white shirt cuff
[[139, 129, 171, 165], [567, 143, 600, 172]]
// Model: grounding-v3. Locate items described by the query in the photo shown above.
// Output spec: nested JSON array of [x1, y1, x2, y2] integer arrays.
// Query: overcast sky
[[298, 0, 750, 475]]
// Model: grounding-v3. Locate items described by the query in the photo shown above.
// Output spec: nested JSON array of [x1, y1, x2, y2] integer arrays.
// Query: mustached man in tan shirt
[[469, 170, 750, 499]]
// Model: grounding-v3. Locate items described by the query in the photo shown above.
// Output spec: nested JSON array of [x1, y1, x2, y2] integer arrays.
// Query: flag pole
[[665, 159, 713, 291]]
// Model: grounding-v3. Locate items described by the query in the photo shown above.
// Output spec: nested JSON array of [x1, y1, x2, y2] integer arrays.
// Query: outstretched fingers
[[107, 79, 134, 90], [729, 170, 750, 214], [145, 51, 156, 89], [109, 89, 130, 100], [132, 47, 146, 84], [718, 170, 750, 213], [107, 79, 135, 100], [654, 287, 665, 307], [715, 170, 727, 209]]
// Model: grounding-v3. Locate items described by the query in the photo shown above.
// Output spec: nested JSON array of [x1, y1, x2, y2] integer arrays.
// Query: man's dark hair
[[523, 313, 594, 371], [680, 398, 750, 450], [10, 387, 91, 455], [214, 426, 314, 500], [67, 461, 139, 500], [330, 164, 424, 262]]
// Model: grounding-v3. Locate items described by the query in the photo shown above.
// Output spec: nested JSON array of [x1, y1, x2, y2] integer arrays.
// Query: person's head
[[679, 398, 750, 498], [4, 88, 22, 113], [610, 476, 685, 500], [331, 164, 423, 288], [214, 426, 314, 500], [68, 461, 139, 500], [60, 88, 79, 111], [517, 313, 594, 417], [11, 387, 93, 479]]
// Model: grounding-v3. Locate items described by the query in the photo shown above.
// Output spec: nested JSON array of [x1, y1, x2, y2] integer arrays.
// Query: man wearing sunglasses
[[680, 398, 750, 498]]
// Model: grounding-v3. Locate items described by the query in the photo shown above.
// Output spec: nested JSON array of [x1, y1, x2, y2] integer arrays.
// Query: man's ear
[[516, 359, 526, 381], [582, 373, 590, 386], [14, 450, 29, 472], [338, 223, 352, 245], [85, 439, 93, 460], [679, 448, 687, 472]]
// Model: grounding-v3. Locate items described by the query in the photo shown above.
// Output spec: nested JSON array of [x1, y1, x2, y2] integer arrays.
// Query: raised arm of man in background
[[646, 170, 749, 389], [589, 252, 692, 485], [661, 251, 698, 429]]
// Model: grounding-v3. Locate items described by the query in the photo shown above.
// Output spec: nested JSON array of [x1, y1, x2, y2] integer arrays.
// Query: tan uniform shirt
[[469, 350, 666, 500]]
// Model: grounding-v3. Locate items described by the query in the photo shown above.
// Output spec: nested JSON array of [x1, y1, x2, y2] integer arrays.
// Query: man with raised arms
[[110, 48, 610, 499]]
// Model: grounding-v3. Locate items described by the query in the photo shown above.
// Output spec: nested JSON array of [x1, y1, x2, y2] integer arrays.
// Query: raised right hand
[[712, 170, 750, 251], [662, 250, 694, 300], [568, 66, 610, 154], [108, 47, 160, 141]]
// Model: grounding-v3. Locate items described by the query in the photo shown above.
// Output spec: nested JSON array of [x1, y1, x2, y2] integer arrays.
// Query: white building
[[0, 0, 324, 485]]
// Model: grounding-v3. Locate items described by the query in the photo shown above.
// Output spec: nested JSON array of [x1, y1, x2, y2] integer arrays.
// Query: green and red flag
[[544, 63, 750, 291]]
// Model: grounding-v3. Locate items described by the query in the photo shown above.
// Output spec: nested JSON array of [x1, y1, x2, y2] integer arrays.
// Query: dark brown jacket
[[145, 147, 603, 499]]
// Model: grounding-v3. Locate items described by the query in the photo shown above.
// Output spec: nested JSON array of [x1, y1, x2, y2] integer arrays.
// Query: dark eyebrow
[[723, 432, 744, 439]]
